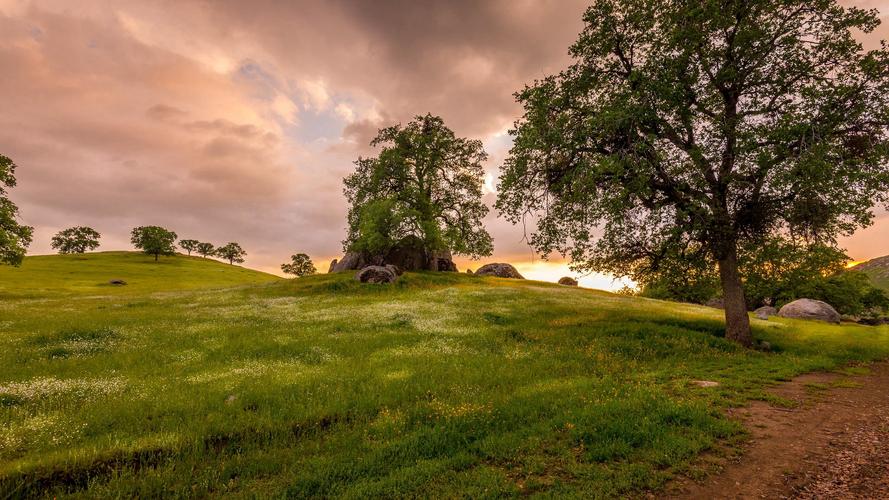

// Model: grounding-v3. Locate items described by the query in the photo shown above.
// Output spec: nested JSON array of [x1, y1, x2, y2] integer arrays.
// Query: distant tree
[[497, 0, 889, 346], [130, 226, 177, 261], [281, 253, 316, 277], [343, 113, 493, 260], [216, 242, 246, 265], [51, 226, 101, 254], [196, 242, 215, 258], [636, 236, 889, 316], [0, 154, 33, 266], [179, 239, 199, 256], [740, 238, 848, 308]]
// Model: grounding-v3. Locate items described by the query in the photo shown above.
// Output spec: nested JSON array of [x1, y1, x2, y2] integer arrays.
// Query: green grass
[[1, 252, 888, 497], [0, 251, 281, 299]]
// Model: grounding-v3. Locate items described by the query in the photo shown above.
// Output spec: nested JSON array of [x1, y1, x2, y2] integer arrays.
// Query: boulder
[[704, 297, 724, 309], [558, 276, 578, 286], [328, 259, 338, 273], [466, 269, 473, 274], [429, 250, 458, 272], [754, 306, 778, 320], [330, 236, 457, 273], [778, 299, 841, 324], [332, 252, 365, 272], [385, 264, 403, 276], [355, 266, 397, 284], [108, 279, 127, 286], [475, 263, 524, 279]]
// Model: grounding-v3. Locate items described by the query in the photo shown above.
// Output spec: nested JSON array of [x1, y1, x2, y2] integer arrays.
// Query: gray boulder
[[475, 263, 524, 279], [778, 299, 841, 324], [332, 252, 366, 272], [558, 276, 578, 286], [330, 236, 457, 273], [754, 306, 778, 320], [328, 259, 338, 273], [355, 266, 397, 284], [108, 279, 127, 286]]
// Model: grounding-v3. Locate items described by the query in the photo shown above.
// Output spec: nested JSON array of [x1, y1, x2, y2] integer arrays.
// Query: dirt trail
[[665, 362, 889, 499]]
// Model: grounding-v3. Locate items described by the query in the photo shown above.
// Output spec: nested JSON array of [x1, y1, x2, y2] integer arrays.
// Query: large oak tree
[[497, 0, 889, 345], [344, 114, 493, 260]]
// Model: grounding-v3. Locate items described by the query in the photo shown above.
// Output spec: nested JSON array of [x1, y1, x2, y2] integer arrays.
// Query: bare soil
[[665, 362, 889, 499]]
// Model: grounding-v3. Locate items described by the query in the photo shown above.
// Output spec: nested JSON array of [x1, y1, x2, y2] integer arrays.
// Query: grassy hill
[[1, 254, 887, 497], [852, 254, 889, 291], [0, 251, 281, 298]]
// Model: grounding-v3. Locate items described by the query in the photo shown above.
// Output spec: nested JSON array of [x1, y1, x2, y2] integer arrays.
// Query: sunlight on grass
[[0, 253, 887, 497]]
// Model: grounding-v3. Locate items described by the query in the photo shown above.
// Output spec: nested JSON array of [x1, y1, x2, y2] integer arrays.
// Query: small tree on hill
[[343, 114, 493, 260], [131, 226, 177, 261], [51, 226, 101, 254], [179, 239, 199, 256], [497, 0, 889, 346], [216, 242, 246, 265], [0, 154, 33, 266], [196, 242, 215, 258], [281, 253, 316, 277]]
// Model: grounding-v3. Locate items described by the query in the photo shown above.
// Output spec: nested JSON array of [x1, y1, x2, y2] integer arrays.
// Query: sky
[[1, 0, 887, 289]]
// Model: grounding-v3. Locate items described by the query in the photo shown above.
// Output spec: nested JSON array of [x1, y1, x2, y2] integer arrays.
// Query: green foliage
[[281, 253, 316, 277], [130, 226, 177, 261], [344, 114, 493, 259], [637, 237, 889, 316], [196, 242, 215, 258], [0, 154, 33, 266], [637, 245, 721, 304], [1, 258, 888, 496], [739, 238, 847, 307], [216, 242, 246, 265], [179, 239, 200, 256], [51, 226, 101, 254], [497, 0, 889, 343], [793, 271, 889, 317]]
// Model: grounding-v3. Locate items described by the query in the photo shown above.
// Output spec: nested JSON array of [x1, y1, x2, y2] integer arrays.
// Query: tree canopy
[[196, 242, 215, 258], [281, 253, 316, 277], [179, 239, 199, 256], [130, 226, 177, 261], [0, 155, 33, 266], [497, 0, 889, 345], [343, 114, 493, 259], [216, 242, 246, 265], [51, 226, 101, 254]]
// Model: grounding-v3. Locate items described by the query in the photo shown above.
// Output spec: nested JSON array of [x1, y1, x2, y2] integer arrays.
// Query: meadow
[[1, 252, 888, 497]]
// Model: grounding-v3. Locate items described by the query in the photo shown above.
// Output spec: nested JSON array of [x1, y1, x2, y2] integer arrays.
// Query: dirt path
[[665, 362, 889, 499]]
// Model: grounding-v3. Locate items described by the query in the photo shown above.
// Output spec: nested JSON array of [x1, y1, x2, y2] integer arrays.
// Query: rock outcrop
[[778, 299, 841, 324], [355, 266, 398, 284], [330, 236, 457, 273], [754, 306, 778, 320], [328, 259, 338, 273], [474, 263, 524, 279], [558, 277, 578, 286]]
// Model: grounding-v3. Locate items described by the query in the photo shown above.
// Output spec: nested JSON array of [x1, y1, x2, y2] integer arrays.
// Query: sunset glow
[[2, 0, 886, 276]]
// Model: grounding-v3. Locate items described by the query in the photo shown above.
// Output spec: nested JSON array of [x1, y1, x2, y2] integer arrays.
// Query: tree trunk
[[154, 253, 158, 262], [718, 246, 752, 346]]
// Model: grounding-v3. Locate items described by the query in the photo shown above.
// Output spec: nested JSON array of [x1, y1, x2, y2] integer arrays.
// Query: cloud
[[1, 0, 886, 283]]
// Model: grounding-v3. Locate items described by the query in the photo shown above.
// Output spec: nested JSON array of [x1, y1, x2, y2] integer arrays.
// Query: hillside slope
[[0, 265, 887, 497], [0, 251, 281, 298], [852, 255, 889, 291]]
